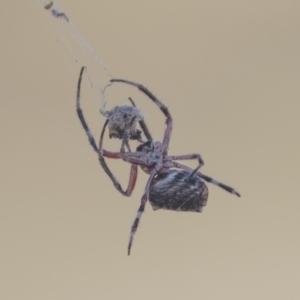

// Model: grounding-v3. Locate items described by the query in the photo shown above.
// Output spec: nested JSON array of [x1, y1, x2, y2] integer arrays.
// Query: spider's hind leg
[[172, 162, 241, 197], [198, 173, 241, 197]]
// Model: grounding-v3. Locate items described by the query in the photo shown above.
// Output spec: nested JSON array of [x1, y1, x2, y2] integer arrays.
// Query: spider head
[[136, 140, 154, 153], [102, 105, 143, 140]]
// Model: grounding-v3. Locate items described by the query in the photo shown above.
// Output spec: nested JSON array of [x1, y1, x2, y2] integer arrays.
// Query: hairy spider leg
[[111, 79, 173, 155], [99, 120, 138, 196], [172, 162, 241, 197], [77, 66, 136, 195], [128, 169, 157, 255], [76, 66, 98, 153]]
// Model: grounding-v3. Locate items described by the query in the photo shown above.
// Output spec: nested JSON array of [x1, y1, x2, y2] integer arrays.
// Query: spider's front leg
[[76, 66, 98, 153], [128, 169, 157, 255], [99, 151, 138, 197], [99, 120, 138, 197]]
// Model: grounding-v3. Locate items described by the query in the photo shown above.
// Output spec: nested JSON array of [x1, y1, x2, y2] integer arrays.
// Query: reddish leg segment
[[101, 150, 122, 159], [76, 67, 98, 153], [98, 119, 139, 196]]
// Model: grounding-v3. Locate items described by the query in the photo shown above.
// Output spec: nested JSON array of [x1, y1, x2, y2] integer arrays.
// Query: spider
[[76, 67, 241, 255]]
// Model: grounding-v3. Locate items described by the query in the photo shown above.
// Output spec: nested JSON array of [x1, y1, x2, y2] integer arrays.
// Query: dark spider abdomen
[[149, 170, 208, 212]]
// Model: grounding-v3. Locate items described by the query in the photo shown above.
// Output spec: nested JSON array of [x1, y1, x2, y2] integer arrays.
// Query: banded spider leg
[[76, 66, 152, 196]]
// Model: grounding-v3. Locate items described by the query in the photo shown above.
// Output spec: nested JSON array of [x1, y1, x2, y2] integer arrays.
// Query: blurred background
[[1, 1, 300, 299]]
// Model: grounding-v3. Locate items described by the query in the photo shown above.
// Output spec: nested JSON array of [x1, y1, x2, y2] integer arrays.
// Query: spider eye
[[123, 113, 127, 119]]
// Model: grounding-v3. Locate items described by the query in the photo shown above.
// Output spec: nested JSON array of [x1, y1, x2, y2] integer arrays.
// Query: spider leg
[[172, 162, 241, 197], [99, 117, 149, 197], [128, 97, 152, 141], [77, 67, 136, 196], [128, 169, 157, 255], [111, 79, 172, 155], [120, 116, 138, 155], [169, 154, 204, 169], [76, 66, 98, 153], [99, 120, 138, 196]]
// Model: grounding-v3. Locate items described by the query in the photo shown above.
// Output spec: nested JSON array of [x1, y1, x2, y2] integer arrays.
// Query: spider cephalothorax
[[76, 67, 241, 255]]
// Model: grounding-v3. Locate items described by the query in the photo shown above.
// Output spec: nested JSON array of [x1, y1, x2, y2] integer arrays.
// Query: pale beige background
[[1, 1, 300, 299]]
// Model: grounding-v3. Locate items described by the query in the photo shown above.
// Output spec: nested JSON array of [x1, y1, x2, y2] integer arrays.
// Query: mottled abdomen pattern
[[149, 170, 208, 212]]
